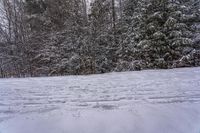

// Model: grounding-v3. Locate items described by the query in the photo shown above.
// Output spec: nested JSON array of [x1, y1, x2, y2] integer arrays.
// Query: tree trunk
[[82, 0, 88, 23], [112, 0, 116, 32]]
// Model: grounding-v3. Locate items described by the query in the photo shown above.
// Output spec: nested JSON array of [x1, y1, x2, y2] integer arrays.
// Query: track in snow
[[0, 67, 200, 133]]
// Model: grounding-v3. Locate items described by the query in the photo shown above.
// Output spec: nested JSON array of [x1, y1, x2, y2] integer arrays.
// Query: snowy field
[[0, 67, 200, 133]]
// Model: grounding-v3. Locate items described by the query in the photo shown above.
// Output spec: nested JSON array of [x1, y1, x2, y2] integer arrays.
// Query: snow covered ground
[[0, 67, 200, 133]]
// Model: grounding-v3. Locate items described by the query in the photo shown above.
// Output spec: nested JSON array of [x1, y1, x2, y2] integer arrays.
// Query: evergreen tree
[[0, 0, 200, 77], [132, 0, 199, 69], [89, 0, 116, 73], [115, 0, 147, 71], [25, 0, 88, 75]]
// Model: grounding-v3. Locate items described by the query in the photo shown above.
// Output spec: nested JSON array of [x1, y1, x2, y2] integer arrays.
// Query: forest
[[0, 0, 200, 77]]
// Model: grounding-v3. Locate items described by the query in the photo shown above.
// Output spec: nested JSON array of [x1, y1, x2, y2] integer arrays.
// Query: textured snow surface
[[0, 67, 200, 133]]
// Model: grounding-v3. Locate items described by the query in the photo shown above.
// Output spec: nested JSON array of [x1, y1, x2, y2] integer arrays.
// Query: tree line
[[0, 0, 200, 78]]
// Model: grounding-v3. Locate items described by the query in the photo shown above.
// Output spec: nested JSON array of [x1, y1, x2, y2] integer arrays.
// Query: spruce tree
[[25, 0, 88, 75], [89, 0, 116, 73], [115, 0, 147, 71], [133, 0, 198, 69]]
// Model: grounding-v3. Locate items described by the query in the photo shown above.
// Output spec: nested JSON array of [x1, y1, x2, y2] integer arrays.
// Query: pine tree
[[24, 0, 89, 76], [115, 0, 146, 71], [89, 0, 116, 73], [132, 0, 199, 69], [1, 0, 200, 77], [175, 0, 200, 67]]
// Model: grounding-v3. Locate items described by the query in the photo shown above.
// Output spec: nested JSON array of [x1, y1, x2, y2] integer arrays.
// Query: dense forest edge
[[0, 0, 200, 78]]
